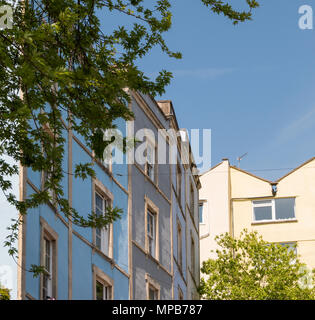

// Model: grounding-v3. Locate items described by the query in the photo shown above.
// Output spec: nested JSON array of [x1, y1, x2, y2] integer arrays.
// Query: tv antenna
[[237, 152, 248, 168]]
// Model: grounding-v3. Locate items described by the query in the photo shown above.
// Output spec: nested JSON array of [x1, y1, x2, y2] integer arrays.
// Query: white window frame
[[147, 209, 156, 257], [41, 122, 58, 204], [145, 137, 156, 182], [42, 169, 55, 201], [43, 238, 53, 299], [103, 145, 113, 171], [40, 217, 58, 300], [95, 191, 110, 254], [199, 202, 205, 224], [252, 198, 296, 223], [145, 196, 159, 261], [93, 178, 114, 258], [102, 129, 115, 172]]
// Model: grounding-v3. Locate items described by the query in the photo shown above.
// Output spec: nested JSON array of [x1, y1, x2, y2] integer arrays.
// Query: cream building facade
[[199, 157, 315, 270]]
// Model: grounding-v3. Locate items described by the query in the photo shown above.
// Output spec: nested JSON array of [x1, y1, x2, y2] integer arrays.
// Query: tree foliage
[[202, 0, 259, 24], [0, 283, 10, 300], [199, 230, 315, 300], [0, 0, 259, 274]]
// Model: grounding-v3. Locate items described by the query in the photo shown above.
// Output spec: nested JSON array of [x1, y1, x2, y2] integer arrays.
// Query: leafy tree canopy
[[199, 230, 315, 300], [0, 0, 259, 273], [0, 282, 10, 300]]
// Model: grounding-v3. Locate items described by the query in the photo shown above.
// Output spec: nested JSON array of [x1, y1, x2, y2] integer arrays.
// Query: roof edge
[[276, 156, 315, 183], [230, 165, 273, 184], [200, 160, 225, 177]]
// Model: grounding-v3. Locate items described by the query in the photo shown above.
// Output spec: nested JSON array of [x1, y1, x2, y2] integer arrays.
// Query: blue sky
[[2, 0, 315, 299], [126, 0, 315, 181]]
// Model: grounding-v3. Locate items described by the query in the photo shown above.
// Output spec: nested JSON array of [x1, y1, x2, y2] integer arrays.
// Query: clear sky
[[128, 0, 315, 181], [2, 0, 315, 299]]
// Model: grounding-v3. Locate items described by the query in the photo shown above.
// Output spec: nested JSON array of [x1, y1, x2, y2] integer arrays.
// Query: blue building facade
[[17, 93, 200, 300], [157, 101, 200, 300], [18, 116, 129, 300]]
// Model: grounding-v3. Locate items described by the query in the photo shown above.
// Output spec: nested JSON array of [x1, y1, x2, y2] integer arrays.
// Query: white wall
[[199, 160, 230, 265]]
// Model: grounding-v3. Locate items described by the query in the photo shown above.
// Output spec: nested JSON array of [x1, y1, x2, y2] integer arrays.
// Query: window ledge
[[173, 256, 186, 284], [147, 252, 160, 265], [93, 246, 114, 265], [251, 219, 298, 226]]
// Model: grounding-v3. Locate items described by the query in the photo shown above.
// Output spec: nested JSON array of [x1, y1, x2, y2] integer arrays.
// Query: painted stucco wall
[[199, 160, 230, 265], [172, 187, 187, 300], [25, 176, 69, 300], [199, 158, 315, 273], [19, 91, 200, 300], [232, 158, 315, 269], [230, 167, 272, 199], [185, 166, 200, 300], [130, 93, 172, 300], [130, 93, 200, 300], [21, 118, 129, 300]]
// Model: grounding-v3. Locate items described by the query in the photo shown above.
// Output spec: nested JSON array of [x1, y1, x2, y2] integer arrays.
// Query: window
[[145, 139, 155, 181], [280, 242, 297, 255], [43, 169, 55, 201], [95, 191, 111, 256], [275, 198, 296, 220], [42, 123, 58, 203], [253, 200, 272, 221], [176, 162, 181, 202], [147, 209, 156, 258], [146, 274, 160, 300], [177, 222, 182, 270], [190, 182, 195, 214], [102, 146, 113, 171], [145, 197, 159, 260], [93, 265, 114, 300], [40, 218, 57, 300], [102, 130, 114, 171], [252, 198, 295, 222], [191, 237, 195, 276], [199, 203, 204, 224], [148, 285, 159, 300], [42, 238, 53, 300], [96, 280, 112, 300]]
